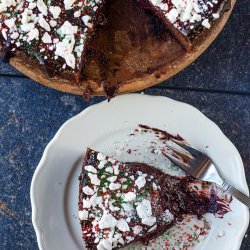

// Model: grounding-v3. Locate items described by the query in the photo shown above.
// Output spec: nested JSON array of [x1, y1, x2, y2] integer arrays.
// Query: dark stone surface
[[0, 77, 249, 249], [0, 61, 23, 76]]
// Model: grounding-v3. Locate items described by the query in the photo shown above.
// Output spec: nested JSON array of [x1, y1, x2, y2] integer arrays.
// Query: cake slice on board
[[0, 0, 108, 80], [78, 148, 232, 249], [0, 0, 232, 98], [137, 0, 231, 51]]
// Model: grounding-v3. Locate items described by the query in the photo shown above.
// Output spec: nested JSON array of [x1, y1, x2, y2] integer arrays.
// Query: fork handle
[[221, 182, 250, 208]]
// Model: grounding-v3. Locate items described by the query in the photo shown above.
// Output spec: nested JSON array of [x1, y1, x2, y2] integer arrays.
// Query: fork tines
[[162, 139, 202, 175]]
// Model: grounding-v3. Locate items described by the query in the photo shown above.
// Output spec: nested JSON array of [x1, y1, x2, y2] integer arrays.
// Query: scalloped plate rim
[[30, 93, 249, 250]]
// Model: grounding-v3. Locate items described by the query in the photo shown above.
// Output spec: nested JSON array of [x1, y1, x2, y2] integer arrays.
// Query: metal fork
[[162, 139, 250, 208]]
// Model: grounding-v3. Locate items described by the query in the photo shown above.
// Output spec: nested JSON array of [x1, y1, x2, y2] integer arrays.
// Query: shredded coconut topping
[[150, 0, 226, 36]]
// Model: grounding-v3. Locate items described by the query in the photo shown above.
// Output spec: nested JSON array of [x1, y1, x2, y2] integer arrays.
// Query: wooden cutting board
[[9, 0, 236, 96]]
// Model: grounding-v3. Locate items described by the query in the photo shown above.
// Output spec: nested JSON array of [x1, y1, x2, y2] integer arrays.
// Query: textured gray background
[[0, 1, 249, 249]]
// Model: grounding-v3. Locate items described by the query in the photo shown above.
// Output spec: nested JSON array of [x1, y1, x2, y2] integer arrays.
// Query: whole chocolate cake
[[78, 148, 231, 249], [0, 0, 231, 98]]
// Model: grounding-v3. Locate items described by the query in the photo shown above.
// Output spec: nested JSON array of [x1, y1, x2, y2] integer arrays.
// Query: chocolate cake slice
[[137, 0, 231, 51], [0, 0, 108, 79], [78, 148, 231, 249]]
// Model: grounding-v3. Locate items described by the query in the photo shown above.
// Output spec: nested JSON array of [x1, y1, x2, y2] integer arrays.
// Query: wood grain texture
[[9, 0, 236, 96]]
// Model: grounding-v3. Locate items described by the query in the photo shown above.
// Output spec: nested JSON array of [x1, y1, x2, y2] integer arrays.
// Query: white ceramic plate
[[31, 94, 249, 250]]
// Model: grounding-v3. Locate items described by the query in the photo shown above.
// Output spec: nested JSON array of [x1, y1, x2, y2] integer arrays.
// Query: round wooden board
[[9, 0, 236, 96]]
